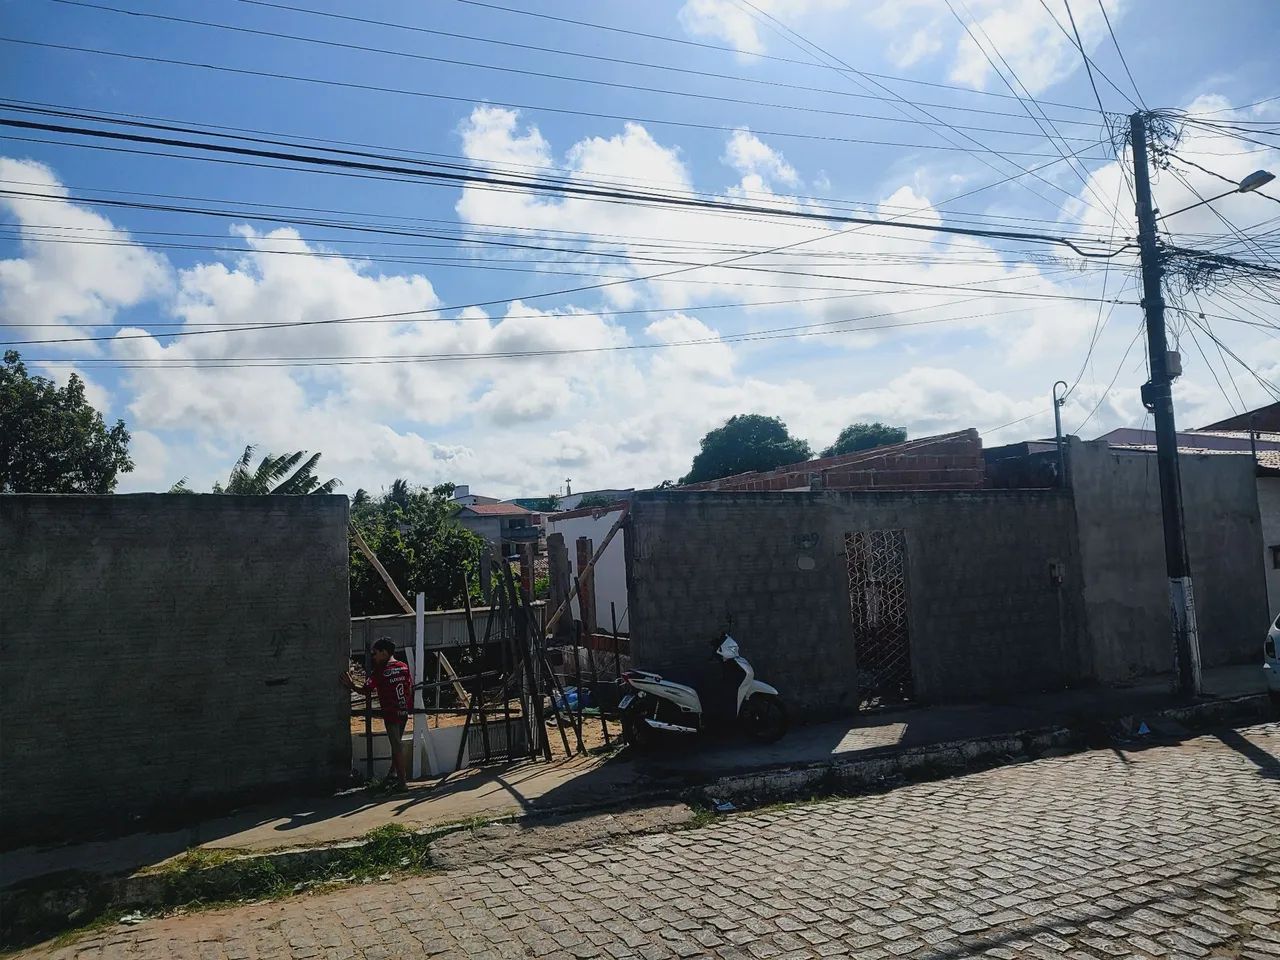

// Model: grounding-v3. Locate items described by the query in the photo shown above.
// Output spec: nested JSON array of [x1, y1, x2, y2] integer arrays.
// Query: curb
[[689, 692, 1274, 808], [3, 692, 1272, 949]]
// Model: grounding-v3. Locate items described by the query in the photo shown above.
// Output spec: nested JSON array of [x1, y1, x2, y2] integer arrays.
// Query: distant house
[[450, 484, 500, 509], [456, 502, 538, 553]]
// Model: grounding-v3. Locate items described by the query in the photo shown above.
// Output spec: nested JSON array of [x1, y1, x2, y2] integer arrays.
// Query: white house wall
[[547, 507, 629, 633]]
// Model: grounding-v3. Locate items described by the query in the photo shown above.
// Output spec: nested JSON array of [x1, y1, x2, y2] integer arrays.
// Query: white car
[[1266, 616, 1280, 705]]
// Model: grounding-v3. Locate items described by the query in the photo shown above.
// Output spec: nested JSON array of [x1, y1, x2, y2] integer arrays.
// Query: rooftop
[[459, 503, 533, 517]]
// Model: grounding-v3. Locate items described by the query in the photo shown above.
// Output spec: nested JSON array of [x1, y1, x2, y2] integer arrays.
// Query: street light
[[1157, 169, 1276, 221]]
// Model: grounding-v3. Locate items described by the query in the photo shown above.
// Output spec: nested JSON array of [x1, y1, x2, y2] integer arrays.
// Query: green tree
[[575, 493, 615, 508], [212, 445, 340, 494], [349, 480, 486, 616], [821, 422, 908, 458], [680, 414, 812, 485], [0, 350, 133, 493], [529, 494, 560, 512]]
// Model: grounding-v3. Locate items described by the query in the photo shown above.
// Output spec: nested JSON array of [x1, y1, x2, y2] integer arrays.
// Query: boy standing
[[342, 637, 412, 792]]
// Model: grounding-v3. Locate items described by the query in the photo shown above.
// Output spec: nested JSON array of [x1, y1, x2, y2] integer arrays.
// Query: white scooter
[[618, 634, 788, 748]]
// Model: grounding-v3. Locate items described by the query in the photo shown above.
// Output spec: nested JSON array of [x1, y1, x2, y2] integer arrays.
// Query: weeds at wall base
[[0, 821, 485, 954]]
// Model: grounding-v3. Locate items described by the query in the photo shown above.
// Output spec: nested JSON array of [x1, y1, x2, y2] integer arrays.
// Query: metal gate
[[844, 529, 913, 709]]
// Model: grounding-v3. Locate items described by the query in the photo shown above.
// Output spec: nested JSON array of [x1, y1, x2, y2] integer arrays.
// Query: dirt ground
[[348, 698, 618, 758]]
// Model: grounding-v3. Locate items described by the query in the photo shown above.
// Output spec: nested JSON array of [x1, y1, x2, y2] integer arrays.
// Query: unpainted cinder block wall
[[625, 489, 1083, 718], [0, 494, 351, 848], [1068, 439, 1266, 681]]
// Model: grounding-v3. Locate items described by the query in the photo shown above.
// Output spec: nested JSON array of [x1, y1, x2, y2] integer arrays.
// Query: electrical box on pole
[[1129, 111, 1202, 697]]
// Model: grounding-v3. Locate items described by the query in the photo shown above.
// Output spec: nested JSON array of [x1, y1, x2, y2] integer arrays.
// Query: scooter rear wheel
[[622, 710, 657, 751], [741, 694, 788, 743]]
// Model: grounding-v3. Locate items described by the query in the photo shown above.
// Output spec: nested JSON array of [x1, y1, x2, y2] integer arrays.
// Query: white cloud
[[645, 312, 735, 379], [866, 0, 1127, 95], [5, 81, 1272, 499], [723, 128, 800, 187], [677, 0, 854, 55], [0, 158, 169, 349], [889, 28, 944, 68]]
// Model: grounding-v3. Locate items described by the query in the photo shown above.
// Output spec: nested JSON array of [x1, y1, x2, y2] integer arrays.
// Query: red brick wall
[[676, 429, 984, 493]]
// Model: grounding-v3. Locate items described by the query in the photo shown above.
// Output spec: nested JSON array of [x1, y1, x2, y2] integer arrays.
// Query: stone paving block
[[18, 723, 1280, 960]]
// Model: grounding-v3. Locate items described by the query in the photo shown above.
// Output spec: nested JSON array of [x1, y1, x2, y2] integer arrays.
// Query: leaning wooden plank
[[349, 522, 413, 615], [542, 504, 629, 639], [436, 651, 470, 704]]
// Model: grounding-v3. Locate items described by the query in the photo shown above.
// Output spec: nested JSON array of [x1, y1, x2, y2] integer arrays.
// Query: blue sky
[[2, 0, 1279, 496]]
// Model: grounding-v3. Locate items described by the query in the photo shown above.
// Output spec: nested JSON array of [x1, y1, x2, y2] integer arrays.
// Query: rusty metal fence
[[844, 529, 914, 710]]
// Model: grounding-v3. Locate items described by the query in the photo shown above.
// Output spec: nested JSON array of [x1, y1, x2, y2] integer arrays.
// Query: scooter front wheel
[[741, 694, 788, 743]]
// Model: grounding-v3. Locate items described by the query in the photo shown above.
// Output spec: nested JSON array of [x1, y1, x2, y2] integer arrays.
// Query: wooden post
[[479, 550, 492, 605], [546, 533, 573, 645], [500, 552, 551, 761], [572, 619, 586, 744], [574, 536, 597, 637], [412, 592, 425, 778], [611, 602, 624, 682], [461, 573, 491, 763], [519, 543, 534, 601], [362, 630, 373, 781]]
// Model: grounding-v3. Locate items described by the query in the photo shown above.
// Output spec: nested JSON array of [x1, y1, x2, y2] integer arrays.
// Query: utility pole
[[1129, 111, 1202, 697]]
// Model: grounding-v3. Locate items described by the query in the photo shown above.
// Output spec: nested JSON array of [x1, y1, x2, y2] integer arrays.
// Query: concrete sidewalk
[[2, 665, 1269, 890]]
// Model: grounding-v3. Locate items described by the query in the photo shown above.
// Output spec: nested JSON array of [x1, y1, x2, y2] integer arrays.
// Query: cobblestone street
[[35, 723, 1280, 960]]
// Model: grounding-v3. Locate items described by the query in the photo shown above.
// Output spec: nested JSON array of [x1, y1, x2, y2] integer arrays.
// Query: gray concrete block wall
[[626, 490, 1083, 718], [1069, 439, 1265, 680], [0, 494, 351, 848]]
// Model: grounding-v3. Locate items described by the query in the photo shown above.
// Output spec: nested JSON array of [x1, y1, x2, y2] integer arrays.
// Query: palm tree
[[213, 445, 340, 495], [387, 478, 412, 510], [351, 487, 371, 509]]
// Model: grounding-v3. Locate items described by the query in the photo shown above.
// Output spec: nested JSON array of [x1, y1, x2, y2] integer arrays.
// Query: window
[[1271, 545, 1280, 569]]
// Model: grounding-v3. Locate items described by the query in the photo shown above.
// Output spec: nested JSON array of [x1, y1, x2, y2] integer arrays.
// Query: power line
[[1034, 0, 1140, 111], [946, 0, 1124, 225], [0, 97, 1142, 354], [2, 228, 1114, 279], [0, 38, 1116, 159], [1063, 0, 1108, 121], [21, 302, 1040, 369], [1097, 0, 1146, 110], [731, 0, 1114, 219], [49, 0, 1109, 133], [0, 287, 1004, 330], [1073, 318, 1147, 434], [0, 120, 1130, 256], [1185, 313, 1280, 402], [1197, 95, 1280, 115], [0, 125, 1132, 234], [0, 100, 1122, 236], [437, 0, 1100, 114], [0, 223, 1110, 298]]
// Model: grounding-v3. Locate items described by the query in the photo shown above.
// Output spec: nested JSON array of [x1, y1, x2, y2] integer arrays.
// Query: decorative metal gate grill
[[844, 529, 913, 709]]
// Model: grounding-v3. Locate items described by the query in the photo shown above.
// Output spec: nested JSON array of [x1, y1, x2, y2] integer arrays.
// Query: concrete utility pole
[[1129, 111, 1202, 697]]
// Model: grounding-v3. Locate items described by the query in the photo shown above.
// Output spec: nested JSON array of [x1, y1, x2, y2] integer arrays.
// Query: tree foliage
[[821, 422, 908, 458], [680, 414, 812, 485], [211, 445, 340, 495], [575, 493, 615, 508], [0, 350, 133, 493], [349, 480, 487, 616], [529, 494, 560, 512]]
